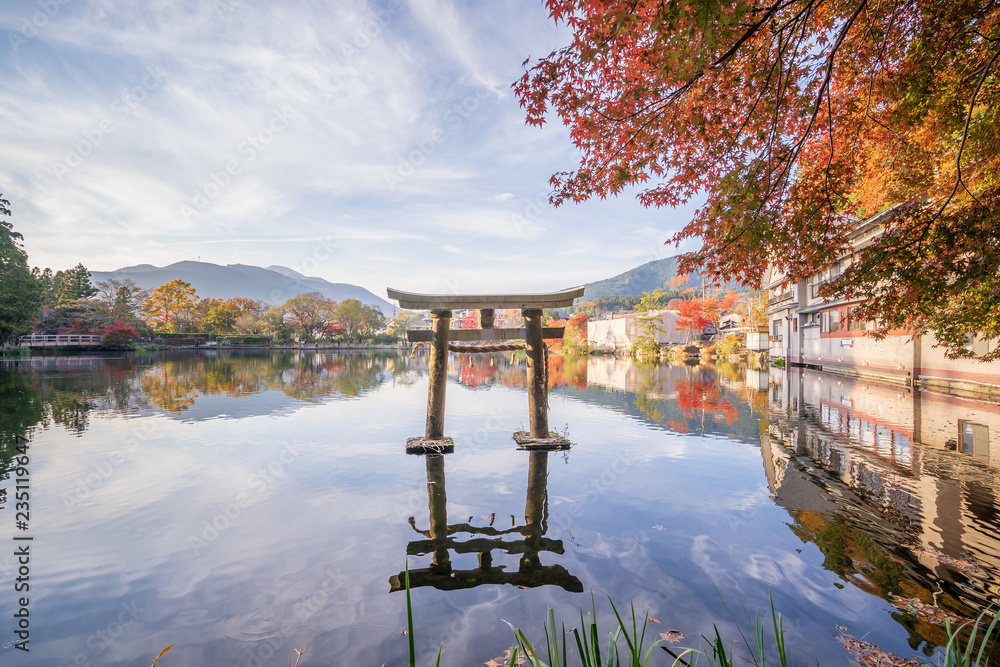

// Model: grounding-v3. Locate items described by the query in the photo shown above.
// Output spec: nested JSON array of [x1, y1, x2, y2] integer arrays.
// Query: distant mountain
[[583, 256, 749, 299], [90, 261, 393, 313]]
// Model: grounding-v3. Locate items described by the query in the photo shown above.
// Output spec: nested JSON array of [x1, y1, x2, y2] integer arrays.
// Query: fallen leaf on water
[[401, 630, 408, 636], [486, 646, 526, 666], [652, 525, 664, 531], [836, 625, 848, 631], [647, 617, 661, 624], [516, 585, 529, 589], [837, 629, 919, 667], [660, 630, 684, 643], [887, 596, 966, 626]]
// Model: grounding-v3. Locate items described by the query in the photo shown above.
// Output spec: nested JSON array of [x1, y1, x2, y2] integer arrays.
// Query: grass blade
[[769, 591, 789, 667], [405, 561, 415, 667]]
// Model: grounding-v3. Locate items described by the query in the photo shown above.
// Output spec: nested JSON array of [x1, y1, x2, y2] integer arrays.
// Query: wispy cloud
[[0, 0, 699, 294]]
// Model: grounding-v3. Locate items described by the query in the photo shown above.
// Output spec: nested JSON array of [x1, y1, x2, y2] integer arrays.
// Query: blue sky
[[0, 0, 702, 297]]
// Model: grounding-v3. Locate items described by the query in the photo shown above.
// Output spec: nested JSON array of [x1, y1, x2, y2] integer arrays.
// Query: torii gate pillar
[[522, 308, 548, 439], [426, 310, 451, 440]]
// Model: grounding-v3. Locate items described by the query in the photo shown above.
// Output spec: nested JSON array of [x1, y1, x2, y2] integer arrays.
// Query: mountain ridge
[[583, 256, 749, 299], [90, 261, 393, 313]]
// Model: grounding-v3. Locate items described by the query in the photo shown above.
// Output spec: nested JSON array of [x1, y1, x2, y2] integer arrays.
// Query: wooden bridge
[[19, 334, 104, 348]]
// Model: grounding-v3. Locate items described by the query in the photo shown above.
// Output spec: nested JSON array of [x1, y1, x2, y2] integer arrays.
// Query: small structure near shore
[[387, 286, 584, 451]]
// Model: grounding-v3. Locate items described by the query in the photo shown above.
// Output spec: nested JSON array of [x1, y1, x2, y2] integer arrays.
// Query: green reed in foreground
[[150, 565, 1000, 665], [400, 561, 1000, 667]]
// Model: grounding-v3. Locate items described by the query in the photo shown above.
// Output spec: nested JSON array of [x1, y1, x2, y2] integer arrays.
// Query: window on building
[[848, 306, 863, 332], [772, 319, 782, 336], [960, 421, 989, 460], [965, 334, 991, 356], [829, 309, 841, 334], [820, 312, 829, 333]]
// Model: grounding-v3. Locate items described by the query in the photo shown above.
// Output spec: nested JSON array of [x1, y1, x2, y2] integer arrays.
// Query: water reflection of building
[[389, 451, 582, 592], [762, 367, 1000, 650]]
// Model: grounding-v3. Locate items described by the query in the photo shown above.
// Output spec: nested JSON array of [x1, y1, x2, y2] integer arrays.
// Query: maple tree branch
[[936, 43, 1000, 216], [763, 0, 868, 210], [858, 0, 902, 138], [591, 0, 797, 125], [709, 2, 868, 264], [707, 0, 791, 70]]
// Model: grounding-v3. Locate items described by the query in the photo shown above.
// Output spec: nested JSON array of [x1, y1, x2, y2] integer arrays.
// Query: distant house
[[745, 327, 770, 352], [718, 312, 744, 333]]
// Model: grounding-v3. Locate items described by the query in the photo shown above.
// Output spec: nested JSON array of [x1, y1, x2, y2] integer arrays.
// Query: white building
[[587, 310, 687, 351], [764, 209, 1000, 397]]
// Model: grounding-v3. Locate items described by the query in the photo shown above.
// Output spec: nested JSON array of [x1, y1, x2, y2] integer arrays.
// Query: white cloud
[[0, 0, 698, 292]]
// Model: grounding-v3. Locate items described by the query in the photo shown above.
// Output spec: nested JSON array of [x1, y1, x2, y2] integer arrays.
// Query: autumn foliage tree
[[284, 293, 336, 341], [100, 323, 139, 349], [563, 312, 589, 356], [142, 279, 199, 332], [96, 278, 149, 325], [675, 299, 712, 344], [197, 297, 263, 335], [518, 0, 1000, 359]]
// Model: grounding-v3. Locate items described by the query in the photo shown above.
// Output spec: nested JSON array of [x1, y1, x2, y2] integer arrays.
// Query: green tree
[[53, 263, 98, 306], [0, 195, 43, 346], [386, 310, 423, 338], [31, 267, 56, 306], [334, 298, 385, 342], [142, 279, 199, 333], [38, 300, 111, 334], [633, 289, 668, 357], [258, 304, 291, 343]]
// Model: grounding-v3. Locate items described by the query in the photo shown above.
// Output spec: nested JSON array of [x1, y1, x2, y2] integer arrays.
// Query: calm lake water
[[1, 350, 998, 666]]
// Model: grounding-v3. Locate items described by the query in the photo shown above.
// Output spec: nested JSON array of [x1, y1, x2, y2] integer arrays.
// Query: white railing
[[19, 334, 104, 347]]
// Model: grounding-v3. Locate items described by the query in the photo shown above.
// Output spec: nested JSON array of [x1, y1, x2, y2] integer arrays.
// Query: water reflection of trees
[[450, 352, 588, 391], [2, 358, 151, 438], [582, 360, 757, 441], [134, 353, 400, 412], [0, 371, 47, 473], [0, 352, 405, 434]]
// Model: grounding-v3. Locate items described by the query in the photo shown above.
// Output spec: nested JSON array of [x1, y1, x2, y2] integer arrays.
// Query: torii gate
[[386, 286, 585, 451]]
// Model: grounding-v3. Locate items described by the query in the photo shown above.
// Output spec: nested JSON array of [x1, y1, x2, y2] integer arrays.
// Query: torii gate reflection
[[389, 450, 583, 592]]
